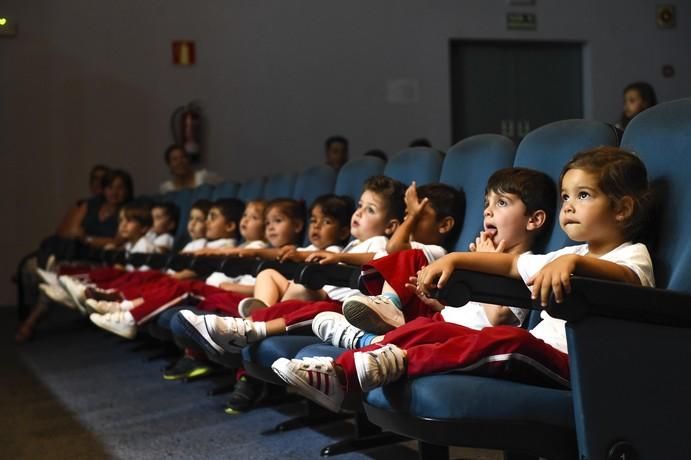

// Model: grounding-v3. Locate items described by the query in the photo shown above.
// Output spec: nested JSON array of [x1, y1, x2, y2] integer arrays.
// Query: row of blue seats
[[236, 98, 691, 459]]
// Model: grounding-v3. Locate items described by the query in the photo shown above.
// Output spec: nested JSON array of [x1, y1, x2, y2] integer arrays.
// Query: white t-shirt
[[181, 238, 207, 253], [206, 238, 237, 249], [410, 241, 447, 264], [159, 169, 223, 194], [205, 240, 267, 287], [516, 242, 654, 354], [299, 244, 343, 253], [125, 236, 158, 254], [441, 302, 528, 330], [324, 236, 389, 301], [145, 230, 175, 251]]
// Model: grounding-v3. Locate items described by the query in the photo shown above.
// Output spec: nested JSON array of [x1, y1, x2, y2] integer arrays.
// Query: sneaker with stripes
[[272, 356, 345, 412]]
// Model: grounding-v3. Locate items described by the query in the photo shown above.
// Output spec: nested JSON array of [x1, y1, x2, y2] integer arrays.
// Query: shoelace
[[372, 345, 404, 386]]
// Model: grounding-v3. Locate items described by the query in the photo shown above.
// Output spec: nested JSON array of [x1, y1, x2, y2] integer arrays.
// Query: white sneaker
[[354, 344, 407, 392], [45, 255, 57, 273], [85, 299, 132, 315], [342, 295, 404, 334], [272, 356, 345, 412], [59, 275, 89, 313], [36, 268, 59, 286], [39, 283, 77, 310], [89, 311, 137, 339], [312, 312, 364, 349], [176, 310, 262, 358], [238, 297, 268, 319]]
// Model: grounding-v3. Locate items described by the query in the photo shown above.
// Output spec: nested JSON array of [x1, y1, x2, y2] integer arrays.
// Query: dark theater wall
[[0, 0, 689, 304]]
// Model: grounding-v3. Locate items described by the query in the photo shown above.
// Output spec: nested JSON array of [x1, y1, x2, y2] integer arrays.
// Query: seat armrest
[[147, 253, 172, 270], [294, 263, 361, 290], [436, 269, 535, 309], [218, 257, 260, 278], [168, 253, 195, 271], [549, 276, 691, 327], [127, 252, 151, 268], [254, 260, 301, 278]]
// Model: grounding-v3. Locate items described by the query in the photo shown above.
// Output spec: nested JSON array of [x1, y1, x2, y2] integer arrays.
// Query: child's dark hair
[[212, 198, 246, 226], [620, 82, 657, 128], [102, 169, 134, 203], [417, 183, 464, 246], [164, 144, 186, 164], [487, 168, 557, 244], [266, 198, 306, 223], [561, 147, 651, 241], [191, 199, 212, 216], [363, 175, 406, 222], [153, 202, 180, 234], [121, 201, 153, 228], [310, 194, 354, 228], [325, 136, 349, 151]]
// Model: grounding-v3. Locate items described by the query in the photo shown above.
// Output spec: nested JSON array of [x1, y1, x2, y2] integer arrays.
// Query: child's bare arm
[[219, 282, 255, 295], [171, 269, 197, 280], [419, 252, 520, 295], [386, 182, 429, 254], [304, 251, 377, 266], [529, 254, 642, 306]]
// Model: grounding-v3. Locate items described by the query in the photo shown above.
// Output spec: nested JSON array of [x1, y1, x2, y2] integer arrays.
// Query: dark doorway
[[450, 40, 583, 144]]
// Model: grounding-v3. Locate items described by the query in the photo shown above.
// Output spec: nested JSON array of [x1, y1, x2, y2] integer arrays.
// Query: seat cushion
[[295, 343, 347, 360], [365, 374, 573, 429]]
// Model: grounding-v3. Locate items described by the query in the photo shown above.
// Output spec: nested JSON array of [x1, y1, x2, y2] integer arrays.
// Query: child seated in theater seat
[[173, 176, 419, 357], [16, 201, 156, 341], [333, 168, 555, 338], [160, 195, 351, 383], [86, 198, 245, 338], [146, 202, 179, 253], [272, 147, 655, 413]]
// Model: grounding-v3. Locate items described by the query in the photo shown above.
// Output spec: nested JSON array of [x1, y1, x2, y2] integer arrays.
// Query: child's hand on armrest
[[279, 246, 307, 262], [405, 275, 445, 311], [305, 251, 342, 264]]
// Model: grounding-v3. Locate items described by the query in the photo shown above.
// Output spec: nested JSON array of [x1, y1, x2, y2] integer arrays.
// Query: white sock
[[250, 321, 267, 341], [120, 300, 135, 311]]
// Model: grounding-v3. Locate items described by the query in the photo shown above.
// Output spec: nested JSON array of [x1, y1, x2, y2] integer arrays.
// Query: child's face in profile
[[187, 208, 207, 240], [308, 205, 348, 250], [351, 190, 393, 241], [265, 207, 302, 248], [151, 207, 174, 235], [483, 190, 533, 252], [118, 212, 147, 243], [240, 202, 265, 242], [559, 168, 620, 245], [410, 204, 444, 246], [623, 89, 646, 119], [205, 207, 235, 240]]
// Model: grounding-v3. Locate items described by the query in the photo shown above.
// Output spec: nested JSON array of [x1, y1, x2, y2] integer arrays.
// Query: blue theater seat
[[210, 181, 239, 200], [334, 156, 386, 202], [383, 147, 443, 185], [264, 173, 297, 200], [364, 104, 690, 459], [293, 164, 337, 206], [236, 176, 266, 202]]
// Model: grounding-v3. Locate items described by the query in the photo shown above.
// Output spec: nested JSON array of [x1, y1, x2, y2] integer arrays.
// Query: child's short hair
[[417, 183, 464, 246], [310, 193, 355, 232], [153, 202, 180, 233], [561, 146, 651, 241], [121, 201, 153, 228], [325, 136, 348, 151], [363, 175, 406, 222], [191, 199, 212, 216], [212, 198, 245, 225], [487, 168, 557, 246]]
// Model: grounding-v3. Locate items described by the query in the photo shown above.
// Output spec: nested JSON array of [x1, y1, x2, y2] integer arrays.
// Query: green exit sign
[[507, 12, 537, 31], [0, 16, 17, 37]]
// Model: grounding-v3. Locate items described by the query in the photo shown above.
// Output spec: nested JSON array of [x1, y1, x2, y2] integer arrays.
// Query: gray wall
[[1, 0, 689, 304]]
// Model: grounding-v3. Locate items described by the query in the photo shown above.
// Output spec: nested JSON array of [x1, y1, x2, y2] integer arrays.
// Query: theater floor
[[1, 306, 501, 460]]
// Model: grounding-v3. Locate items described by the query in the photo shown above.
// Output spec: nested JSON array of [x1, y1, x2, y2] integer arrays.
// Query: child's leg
[[253, 269, 291, 305], [281, 283, 328, 303]]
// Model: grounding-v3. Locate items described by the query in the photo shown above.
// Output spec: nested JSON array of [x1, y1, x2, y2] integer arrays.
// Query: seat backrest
[[237, 177, 266, 202], [191, 183, 215, 201], [334, 156, 386, 202], [293, 164, 337, 207], [383, 147, 443, 186], [440, 134, 516, 252], [211, 181, 239, 201], [172, 188, 195, 241], [514, 119, 620, 254], [620, 98, 691, 292], [264, 173, 297, 200]]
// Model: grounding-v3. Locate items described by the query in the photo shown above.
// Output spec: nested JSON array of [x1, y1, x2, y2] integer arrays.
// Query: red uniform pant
[[335, 315, 570, 392], [250, 299, 342, 331], [362, 249, 437, 321]]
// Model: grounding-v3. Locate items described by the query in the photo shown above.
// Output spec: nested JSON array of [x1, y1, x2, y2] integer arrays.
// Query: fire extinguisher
[[171, 102, 203, 163]]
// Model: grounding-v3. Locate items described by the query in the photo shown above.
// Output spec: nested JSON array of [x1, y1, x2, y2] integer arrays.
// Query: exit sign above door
[[507, 13, 537, 30]]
